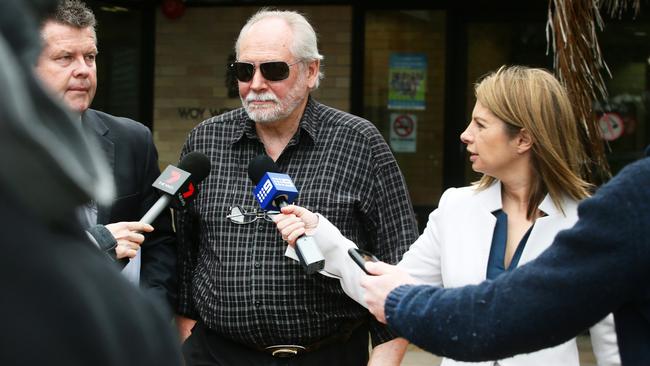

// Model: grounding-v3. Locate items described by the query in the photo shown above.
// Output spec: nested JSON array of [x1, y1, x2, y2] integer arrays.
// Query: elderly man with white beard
[[174, 8, 418, 366]]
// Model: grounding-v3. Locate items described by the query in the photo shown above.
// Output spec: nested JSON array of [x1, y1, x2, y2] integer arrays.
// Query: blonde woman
[[274, 66, 621, 365]]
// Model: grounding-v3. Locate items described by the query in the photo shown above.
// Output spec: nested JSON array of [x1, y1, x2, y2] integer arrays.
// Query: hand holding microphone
[[90, 152, 211, 262], [272, 205, 319, 245], [248, 155, 325, 274], [141, 151, 211, 225], [123, 151, 211, 278], [106, 221, 153, 259]]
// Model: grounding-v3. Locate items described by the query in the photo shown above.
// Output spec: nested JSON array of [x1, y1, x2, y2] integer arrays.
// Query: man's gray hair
[[235, 9, 324, 89], [47, 0, 96, 32]]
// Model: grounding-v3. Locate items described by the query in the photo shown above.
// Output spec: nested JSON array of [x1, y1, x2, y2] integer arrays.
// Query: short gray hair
[[46, 0, 96, 33], [235, 8, 324, 89]]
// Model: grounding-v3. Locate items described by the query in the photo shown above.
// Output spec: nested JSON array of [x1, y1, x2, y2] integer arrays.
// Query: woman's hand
[[271, 205, 319, 246]]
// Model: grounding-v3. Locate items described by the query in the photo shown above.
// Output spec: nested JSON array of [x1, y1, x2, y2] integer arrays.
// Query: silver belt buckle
[[264, 345, 306, 358]]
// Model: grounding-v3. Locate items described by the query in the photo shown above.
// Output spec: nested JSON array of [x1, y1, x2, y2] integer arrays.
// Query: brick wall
[[154, 5, 352, 166]]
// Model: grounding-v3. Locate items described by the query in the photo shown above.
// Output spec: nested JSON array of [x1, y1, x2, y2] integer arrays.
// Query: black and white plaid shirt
[[177, 97, 418, 348]]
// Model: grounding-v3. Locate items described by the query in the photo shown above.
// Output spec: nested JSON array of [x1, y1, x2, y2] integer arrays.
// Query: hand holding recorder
[[272, 203, 420, 321]]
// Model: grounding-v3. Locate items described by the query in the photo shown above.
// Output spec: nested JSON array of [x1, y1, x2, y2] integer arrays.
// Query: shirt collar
[[299, 96, 319, 142], [231, 96, 319, 146], [477, 180, 561, 217]]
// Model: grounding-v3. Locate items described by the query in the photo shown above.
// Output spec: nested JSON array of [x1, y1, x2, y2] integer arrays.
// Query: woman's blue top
[[486, 209, 534, 280]]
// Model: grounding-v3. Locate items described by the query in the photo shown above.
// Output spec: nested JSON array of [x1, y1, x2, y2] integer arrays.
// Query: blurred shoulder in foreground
[[0, 0, 181, 364]]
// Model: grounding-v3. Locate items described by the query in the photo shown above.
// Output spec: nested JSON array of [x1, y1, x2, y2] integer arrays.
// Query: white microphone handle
[[140, 194, 172, 225]]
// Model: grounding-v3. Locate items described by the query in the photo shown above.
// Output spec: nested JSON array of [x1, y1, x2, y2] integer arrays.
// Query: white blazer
[[300, 182, 621, 366]]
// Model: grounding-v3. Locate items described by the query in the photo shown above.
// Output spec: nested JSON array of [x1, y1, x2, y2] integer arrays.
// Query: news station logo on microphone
[[253, 172, 298, 210], [153, 165, 191, 195]]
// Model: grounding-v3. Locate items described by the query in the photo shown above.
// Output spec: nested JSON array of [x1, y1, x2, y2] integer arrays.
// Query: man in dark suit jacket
[[84, 108, 178, 307], [35, 0, 176, 310]]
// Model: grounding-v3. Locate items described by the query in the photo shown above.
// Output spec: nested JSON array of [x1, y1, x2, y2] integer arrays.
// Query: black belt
[[256, 319, 366, 358]]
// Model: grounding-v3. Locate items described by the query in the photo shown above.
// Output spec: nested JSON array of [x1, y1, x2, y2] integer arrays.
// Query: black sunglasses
[[229, 61, 300, 82]]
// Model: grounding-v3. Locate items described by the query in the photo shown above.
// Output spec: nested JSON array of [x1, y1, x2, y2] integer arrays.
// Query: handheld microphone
[[248, 155, 325, 274], [140, 151, 211, 224]]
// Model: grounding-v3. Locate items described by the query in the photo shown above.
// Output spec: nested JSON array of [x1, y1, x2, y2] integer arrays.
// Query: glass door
[[363, 9, 447, 228]]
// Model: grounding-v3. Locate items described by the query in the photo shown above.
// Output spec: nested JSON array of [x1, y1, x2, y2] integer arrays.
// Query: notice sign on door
[[390, 113, 417, 153], [388, 53, 427, 110]]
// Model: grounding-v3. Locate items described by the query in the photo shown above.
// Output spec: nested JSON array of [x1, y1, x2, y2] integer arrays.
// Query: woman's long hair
[[475, 66, 592, 219]]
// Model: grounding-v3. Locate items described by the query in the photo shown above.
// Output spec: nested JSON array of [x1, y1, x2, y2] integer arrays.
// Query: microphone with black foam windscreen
[[140, 151, 211, 224], [248, 154, 325, 274], [120, 152, 210, 283]]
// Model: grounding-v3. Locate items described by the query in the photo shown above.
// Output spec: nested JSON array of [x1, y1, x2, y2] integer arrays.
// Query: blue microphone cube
[[252, 172, 299, 211]]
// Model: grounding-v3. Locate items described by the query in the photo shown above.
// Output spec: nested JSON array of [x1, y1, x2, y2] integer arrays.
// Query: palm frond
[[547, 0, 612, 183], [601, 0, 641, 18]]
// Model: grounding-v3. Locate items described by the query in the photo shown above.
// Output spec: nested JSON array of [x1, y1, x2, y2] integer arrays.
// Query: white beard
[[241, 73, 308, 124]]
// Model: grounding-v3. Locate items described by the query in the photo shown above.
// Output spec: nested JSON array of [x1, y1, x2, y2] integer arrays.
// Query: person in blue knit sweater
[[361, 154, 650, 365]]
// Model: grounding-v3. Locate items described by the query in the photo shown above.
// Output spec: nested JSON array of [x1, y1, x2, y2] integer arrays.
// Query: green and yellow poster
[[388, 53, 427, 110]]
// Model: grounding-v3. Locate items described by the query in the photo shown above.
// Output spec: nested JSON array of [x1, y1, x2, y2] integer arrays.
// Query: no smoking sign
[[390, 113, 417, 152], [598, 113, 624, 141]]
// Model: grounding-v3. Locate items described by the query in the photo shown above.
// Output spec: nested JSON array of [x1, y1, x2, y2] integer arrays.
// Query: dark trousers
[[182, 322, 369, 366]]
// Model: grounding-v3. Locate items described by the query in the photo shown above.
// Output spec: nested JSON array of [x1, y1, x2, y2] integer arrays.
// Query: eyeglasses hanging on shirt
[[226, 205, 279, 225]]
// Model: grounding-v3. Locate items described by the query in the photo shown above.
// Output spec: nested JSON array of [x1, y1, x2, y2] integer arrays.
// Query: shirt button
[[254, 300, 261, 307], [257, 225, 264, 232], [254, 262, 261, 269]]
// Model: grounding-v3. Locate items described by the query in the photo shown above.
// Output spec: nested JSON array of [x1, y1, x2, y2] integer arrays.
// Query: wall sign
[[177, 107, 232, 120], [598, 112, 624, 141], [388, 53, 427, 111], [389, 113, 417, 152]]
